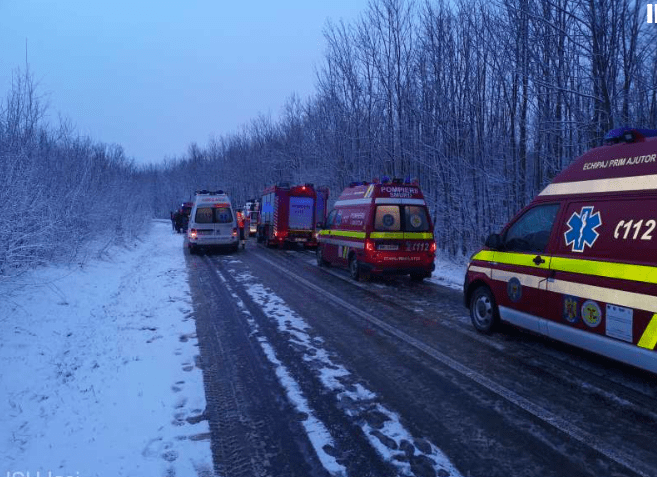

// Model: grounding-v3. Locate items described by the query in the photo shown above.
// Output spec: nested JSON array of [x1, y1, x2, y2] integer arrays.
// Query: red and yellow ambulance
[[317, 178, 436, 280], [464, 127, 657, 373]]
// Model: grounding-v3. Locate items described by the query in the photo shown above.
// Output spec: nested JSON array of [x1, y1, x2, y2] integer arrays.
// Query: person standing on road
[[237, 211, 246, 249]]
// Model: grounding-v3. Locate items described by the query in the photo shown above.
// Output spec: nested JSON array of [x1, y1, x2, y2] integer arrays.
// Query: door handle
[[533, 255, 546, 265]]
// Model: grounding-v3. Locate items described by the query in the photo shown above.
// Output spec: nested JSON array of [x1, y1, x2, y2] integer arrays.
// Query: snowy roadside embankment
[[0, 220, 214, 477], [429, 251, 469, 291]]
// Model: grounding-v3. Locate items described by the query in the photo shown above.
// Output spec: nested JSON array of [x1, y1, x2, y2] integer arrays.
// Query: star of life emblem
[[564, 206, 602, 252]]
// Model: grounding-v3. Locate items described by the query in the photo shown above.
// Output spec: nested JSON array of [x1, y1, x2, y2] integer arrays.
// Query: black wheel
[[188, 244, 196, 255], [469, 286, 499, 333], [232, 243, 239, 253], [316, 246, 328, 267], [410, 273, 426, 281], [349, 256, 360, 281]]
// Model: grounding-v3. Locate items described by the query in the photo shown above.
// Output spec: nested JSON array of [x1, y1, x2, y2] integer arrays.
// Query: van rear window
[[405, 206, 430, 232], [375, 206, 401, 231], [195, 207, 233, 224], [374, 205, 431, 232]]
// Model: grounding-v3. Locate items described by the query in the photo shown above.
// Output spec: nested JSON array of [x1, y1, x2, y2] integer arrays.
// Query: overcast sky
[[0, 0, 368, 165]]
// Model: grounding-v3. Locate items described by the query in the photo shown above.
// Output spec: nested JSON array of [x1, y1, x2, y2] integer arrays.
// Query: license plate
[[378, 244, 399, 251], [294, 238, 307, 242]]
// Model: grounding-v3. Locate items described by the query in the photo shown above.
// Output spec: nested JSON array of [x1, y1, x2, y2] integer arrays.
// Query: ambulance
[[464, 127, 657, 373], [316, 178, 436, 280], [187, 190, 239, 254]]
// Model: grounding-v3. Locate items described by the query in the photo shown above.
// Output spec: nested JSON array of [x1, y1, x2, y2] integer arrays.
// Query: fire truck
[[257, 183, 322, 247]]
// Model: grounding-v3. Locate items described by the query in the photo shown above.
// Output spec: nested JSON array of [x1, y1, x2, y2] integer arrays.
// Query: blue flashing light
[[604, 127, 657, 144]]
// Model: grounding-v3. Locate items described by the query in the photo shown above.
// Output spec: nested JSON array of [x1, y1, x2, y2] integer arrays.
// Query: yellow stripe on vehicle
[[638, 314, 657, 350], [472, 250, 495, 262], [403, 232, 433, 239], [473, 251, 657, 284], [551, 256, 657, 285], [472, 250, 548, 268], [370, 232, 404, 239], [328, 230, 367, 239]]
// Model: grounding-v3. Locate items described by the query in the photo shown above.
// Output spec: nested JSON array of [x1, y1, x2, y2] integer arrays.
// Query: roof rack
[[195, 189, 225, 195]]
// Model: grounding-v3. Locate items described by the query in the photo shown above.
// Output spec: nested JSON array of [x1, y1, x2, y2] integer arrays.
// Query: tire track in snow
[[212, 256, 462, 477]]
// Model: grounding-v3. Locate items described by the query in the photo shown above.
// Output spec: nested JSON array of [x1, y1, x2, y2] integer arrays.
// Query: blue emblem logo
[[564, 206, 602, 253]]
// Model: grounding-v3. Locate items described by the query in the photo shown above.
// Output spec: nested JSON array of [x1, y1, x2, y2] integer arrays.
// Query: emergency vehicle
[[244, 199, 260, 236], [316, 178, 436, 280], [258, 183, 321, 247], [187, 190, 239, 254], [464, 127, 657, 373]]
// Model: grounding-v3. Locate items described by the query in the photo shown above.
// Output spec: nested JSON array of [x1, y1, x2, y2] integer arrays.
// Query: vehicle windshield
[[374, 205, 430, 232]]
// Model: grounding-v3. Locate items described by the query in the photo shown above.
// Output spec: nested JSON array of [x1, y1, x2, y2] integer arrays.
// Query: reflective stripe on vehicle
[[638, 314, 657, 350], [473, 250, 657, 285], [333, 198, 373, 206], [551, 257, 657, 285], [369, 232, 433, 239], [481, 268, 657, 313], [538, 174, 657, 196], [370, 232, 404, 239], [318, 230, 366, 238], [403, 232, 433, 239], [374, 198, 426, 205]]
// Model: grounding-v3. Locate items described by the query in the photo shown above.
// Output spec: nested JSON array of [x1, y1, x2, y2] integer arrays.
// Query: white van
[[187, 190, 239, 254]]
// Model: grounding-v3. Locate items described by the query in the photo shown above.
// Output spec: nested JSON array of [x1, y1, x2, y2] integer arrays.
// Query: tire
[[188, 244, 196, 255], [410, 273, 426, 281], [316, 246, 328, 267], [349, 256, 360, 281], [469, 286, 499, 334], [232, 243, 239, 253]]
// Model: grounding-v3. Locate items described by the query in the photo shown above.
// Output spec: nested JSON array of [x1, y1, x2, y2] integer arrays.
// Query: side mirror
[[485, 233, 503, 250]]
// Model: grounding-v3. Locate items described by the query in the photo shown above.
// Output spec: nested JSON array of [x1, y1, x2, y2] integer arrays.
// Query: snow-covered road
[[0, 220, 213, 477]]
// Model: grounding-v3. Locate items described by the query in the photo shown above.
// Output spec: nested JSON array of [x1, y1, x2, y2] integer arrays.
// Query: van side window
[[327, 210, 338, 229], [375, 206, 401, 231], [504, 204, 559, 252]]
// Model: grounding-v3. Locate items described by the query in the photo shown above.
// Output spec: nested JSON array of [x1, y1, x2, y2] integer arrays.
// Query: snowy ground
[[429, 251, 468, 291], [0, 219, 469, 477], [0, 220, 213, 477]]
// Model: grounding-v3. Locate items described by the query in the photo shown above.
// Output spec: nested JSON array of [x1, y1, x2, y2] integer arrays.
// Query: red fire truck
[[257, 183, 323, 247]]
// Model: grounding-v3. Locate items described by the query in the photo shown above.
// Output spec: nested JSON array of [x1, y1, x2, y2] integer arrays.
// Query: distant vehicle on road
[[187, 190, 239, 254]]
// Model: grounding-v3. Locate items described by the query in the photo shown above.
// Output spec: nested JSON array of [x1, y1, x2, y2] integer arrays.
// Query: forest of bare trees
[[2, 0, 656, 276], [150, 0, 657, 256], [0, 69, 151, 277]]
